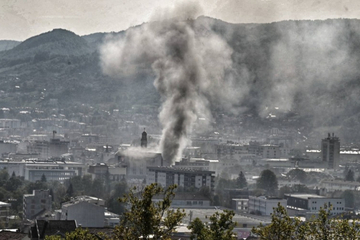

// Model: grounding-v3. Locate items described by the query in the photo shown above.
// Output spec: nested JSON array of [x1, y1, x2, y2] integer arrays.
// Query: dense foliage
[[45, 227, 102, 240], [113, 183, 186, 240], [188, 210, 237, 240], [256, 169, 278, 194], [252, 203, 360, 239]]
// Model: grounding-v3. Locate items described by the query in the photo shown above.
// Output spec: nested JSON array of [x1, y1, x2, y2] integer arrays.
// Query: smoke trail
[[100, 3, 243, 164]]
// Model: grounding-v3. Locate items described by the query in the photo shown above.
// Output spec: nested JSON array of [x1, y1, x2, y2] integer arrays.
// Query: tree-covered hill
[[0, 40, 19, 52]]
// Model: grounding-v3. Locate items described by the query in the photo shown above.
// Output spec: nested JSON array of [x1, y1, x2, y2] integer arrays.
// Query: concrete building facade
[[248, 196, 287, 215], [60, 196, 105, 228], [321, 133, 340, 169], [0, 159, 84, 182], [0, 201, 10, 226], [285, 194, 345, 216], [23, 190, 52, 220], [27, 138, 69, 159], [117, 150, 163, 180], [147, 166, 215, 191]]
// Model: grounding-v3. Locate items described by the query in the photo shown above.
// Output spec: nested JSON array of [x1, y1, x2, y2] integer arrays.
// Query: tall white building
[[321, 133, 340, 169]]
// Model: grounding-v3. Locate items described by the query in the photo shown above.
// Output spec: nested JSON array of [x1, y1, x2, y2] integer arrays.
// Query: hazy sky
[[1, 0, 359, 41]]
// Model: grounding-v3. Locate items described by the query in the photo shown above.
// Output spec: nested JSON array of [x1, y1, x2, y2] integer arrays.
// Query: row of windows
[[33, 172, 73, 176], [186, 201, 203, 205]]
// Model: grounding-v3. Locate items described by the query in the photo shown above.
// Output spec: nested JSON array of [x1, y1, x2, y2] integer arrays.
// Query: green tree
[[341, 190, 355, 208], [0, 169, 9, 186], [66, 183, 74, 197], [45, 227, 101, 240], [253, 203, 360, 239], [236, 171, 247, 188], [257, 169, 278, 194], [41, 173, 47, 182], [5, 173, 23, 192], [91, 178, 104, 198], [188, 218, 210, 240], [113, 183, 185, 240], [199, 186, 211, 199], [287, 168, 307, 183], [188, 210, 237, 240], [345, 169, 355, 182], [67, 176, 83, 195], [213, 195, 220, 206], [82, 175, 93, 195], [208, 210, 237, 240], [0, 187, 11, 201], [252, 203, 308, 240], [308, 204, 333, 239], [49, 188, 54, 202], [26, 180, 48, 193], [107, 180, 128, 214], [356, 175, 360, 183]]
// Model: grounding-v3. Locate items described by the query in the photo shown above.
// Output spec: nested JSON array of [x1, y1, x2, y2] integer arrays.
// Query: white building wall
[[23, 190, 52, 220], [195, 176, 202, 188], [157, 172, 166, 187], [146, 171, 156, 185], [179, 174, 184, 187], [320, 180, 360, 191], [174, 174, 179, 185], [233, 199, 248, 211], [308, 198, 345, 215], [0, 162, 25, 177], [62, 201, 104, 227], [206, 176, 212, 187], [248, 196, 287, 216], [0, 142, 17, 155], [262, 145, 281, 159]]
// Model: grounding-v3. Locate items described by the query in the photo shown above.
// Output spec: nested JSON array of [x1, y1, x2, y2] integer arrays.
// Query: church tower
[[141, 129, 147, 148]]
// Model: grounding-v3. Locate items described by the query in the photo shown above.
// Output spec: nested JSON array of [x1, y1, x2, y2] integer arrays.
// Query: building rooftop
[[340, 150, 360, 155], [34, 220, 77, 239], [0, 201, 11, 207], [306, 150, 321, 153], [153, 192, 210, 201], [180, 208, 271, 225], [0, 230, 27, 240], [148, 166, 215, 174], [62, 195, 105, 207], [321, 180, 360, 186], [264, 158, 289, 162], [250, 196, 284, 200], [284, 194, 326, 199]]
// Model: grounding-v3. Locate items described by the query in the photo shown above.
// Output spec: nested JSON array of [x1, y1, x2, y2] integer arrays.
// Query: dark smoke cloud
[[100, 2, 245, 164]]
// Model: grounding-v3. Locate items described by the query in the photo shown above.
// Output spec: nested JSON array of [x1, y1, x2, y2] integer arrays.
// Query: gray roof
[[147, 166, 215, 174]]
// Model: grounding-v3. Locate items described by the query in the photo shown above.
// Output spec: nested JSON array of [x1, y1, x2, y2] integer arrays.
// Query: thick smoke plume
[[100, 3, 242, 164]]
